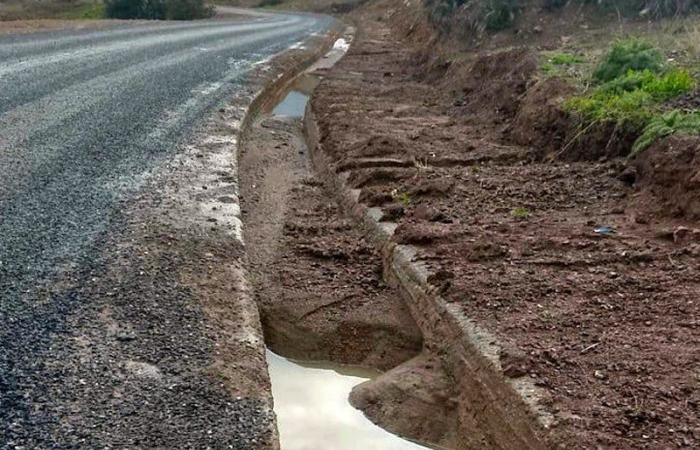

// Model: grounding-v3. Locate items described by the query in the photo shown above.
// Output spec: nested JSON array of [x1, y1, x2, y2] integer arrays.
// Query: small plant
[[391, 190, 411, 207], [631, 110, 700, 155], [511, 207, 530, 219], [593, 38, 664, 83]]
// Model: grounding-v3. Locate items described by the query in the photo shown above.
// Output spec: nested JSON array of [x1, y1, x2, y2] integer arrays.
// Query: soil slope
[[309, 0, 700, 448]]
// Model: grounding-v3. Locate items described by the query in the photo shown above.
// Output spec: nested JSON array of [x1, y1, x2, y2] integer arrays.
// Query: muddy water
[[271, 90, 309, 118], [266, 350, 435, 450]]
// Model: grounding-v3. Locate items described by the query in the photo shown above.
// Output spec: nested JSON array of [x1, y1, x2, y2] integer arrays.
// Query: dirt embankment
[[307, 0, 700, 448]]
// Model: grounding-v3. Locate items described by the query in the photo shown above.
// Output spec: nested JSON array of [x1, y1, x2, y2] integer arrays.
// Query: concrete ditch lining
[[302, 46, 557, 449]]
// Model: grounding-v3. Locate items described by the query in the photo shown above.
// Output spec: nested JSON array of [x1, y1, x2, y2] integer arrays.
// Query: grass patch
[[567, 68, 695, 125], [565, 38, 698, 155], [542, 52, 585, 76]]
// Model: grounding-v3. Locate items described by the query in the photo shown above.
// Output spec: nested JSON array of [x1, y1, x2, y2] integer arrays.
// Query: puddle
[[267, 350, 437, 450], [271, 90, 309, 118]]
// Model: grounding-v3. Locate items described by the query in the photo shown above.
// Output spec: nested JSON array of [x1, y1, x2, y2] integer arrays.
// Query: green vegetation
[[425, 0, 519, 34], [60, 1, 106, 19], [392, 191, 411, 206], [566, 67, 695, 125], [593, 39, 665, 82], [0, 0, 105, 20], [632, 110, 700, 155], [424, 0, 700, 37], [483, 0, 519, 31], [511, 207, 530, 219], [104, 0, 213, 19], [542, 52, 585, 75], [258, 0, 283, 6], [565, 38, 699, 155]]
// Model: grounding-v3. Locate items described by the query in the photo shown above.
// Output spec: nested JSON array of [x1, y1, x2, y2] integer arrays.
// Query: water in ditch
[[271, 90, 309, 118], [267, 350, 436, 450]]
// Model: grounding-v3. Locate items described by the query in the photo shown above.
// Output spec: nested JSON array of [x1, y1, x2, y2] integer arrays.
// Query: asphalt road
[[0, 9, 330, 302], [0, 10, 332, 448]]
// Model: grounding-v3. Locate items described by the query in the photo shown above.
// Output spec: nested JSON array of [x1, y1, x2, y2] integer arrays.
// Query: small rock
[[116, 330, 137, 342], [618, 166, 637, 185]]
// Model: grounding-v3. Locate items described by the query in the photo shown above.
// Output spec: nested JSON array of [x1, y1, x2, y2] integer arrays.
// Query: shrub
[[593, 39, 665, 82], [631, 110, 700, 155], [258, 0, 283, 6], [598, 68, 695, 99], [566, 89, 655, 126], [543, 0, 567, 10], [105, 0, 145, 18], [567, 38, 697, 156], [165, 0, 214, 19], [424, 0, 519, 34], [104, 0, 211, 19], [483, 0, 519, 31]]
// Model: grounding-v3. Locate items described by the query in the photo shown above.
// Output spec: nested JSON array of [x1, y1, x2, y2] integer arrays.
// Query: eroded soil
[[310, 2, 700, 448]]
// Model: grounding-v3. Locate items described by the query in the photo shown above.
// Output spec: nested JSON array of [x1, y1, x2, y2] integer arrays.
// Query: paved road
[[0, 10, 331, 448], [0, 9, 329, 301]]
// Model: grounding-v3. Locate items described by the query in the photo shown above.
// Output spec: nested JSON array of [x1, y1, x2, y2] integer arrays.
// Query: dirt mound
[[510, 76, 641, 161], [453, 48, 538, 123], [632, 134, 700, 219], [510, 77, 575, 156]]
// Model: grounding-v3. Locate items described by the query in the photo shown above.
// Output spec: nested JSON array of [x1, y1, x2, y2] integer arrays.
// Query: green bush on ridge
[[593, 39, 665, 82], [566, 39, 699, 155]]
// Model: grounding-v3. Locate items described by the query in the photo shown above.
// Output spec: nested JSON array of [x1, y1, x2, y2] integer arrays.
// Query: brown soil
[[350, 354, 459, 449], [240, 108, 423, 372], [309, 1, 700, 448], [632, 134, 700, 220]]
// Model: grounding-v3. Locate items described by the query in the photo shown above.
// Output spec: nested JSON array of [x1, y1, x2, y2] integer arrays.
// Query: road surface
[[0, 10, 332, 448]]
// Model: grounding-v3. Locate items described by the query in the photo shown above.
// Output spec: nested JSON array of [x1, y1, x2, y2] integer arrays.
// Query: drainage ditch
[[239, 63, 453, 449]]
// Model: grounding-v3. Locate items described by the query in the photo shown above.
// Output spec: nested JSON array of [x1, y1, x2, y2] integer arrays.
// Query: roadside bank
[[302, 1, 700, 449]]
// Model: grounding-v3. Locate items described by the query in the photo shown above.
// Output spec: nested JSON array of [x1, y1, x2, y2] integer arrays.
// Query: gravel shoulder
[[309, 3, 700, 449]]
